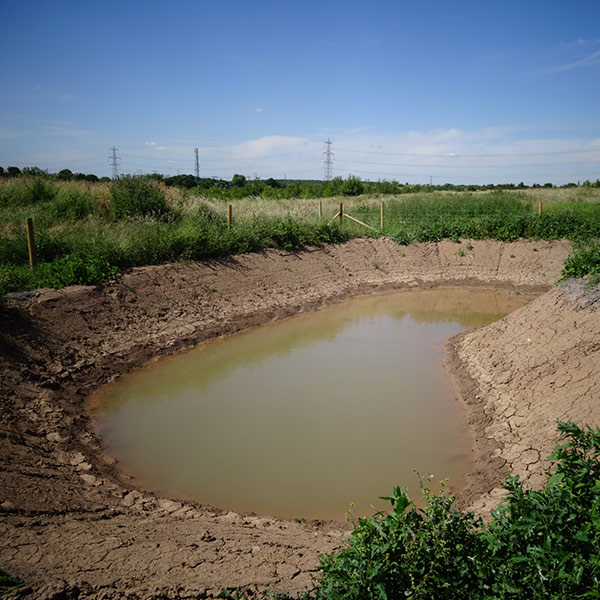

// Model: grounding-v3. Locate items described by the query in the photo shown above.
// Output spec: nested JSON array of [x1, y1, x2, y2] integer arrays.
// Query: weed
[[35, 254, 119, 288], [456, 250, 465, 257], [466, 242, 473, 251], [0, 568, 25, 595], [561, 240, 600, 280], [109, 175, 170, 220]]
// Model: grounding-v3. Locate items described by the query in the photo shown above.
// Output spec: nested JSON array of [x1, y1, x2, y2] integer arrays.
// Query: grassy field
[[1, 176, 599, 298]]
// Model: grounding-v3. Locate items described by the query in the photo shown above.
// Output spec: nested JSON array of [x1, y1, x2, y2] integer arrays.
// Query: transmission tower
[[323, 139, 334, 181], [194, 147, 200, 181], [108, 146, 121, 179]]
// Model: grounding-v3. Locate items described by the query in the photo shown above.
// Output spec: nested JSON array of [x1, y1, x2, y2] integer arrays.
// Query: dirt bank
[[0, 237, 589, 599], [446, 278, 600, 515]]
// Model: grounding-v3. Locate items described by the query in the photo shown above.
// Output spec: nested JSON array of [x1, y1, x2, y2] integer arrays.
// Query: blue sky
[[1, 0, 599, 184]]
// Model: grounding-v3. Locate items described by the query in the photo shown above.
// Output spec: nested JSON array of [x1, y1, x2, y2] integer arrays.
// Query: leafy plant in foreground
[[319, 483, 484, 600]]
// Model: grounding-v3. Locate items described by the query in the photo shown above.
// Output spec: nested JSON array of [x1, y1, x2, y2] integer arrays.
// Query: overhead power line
[[335, 147, 600, 158], [335, 159, 600, 169]]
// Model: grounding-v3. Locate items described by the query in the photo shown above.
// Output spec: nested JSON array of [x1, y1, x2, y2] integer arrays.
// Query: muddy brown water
[[89, 287, 536, 520]]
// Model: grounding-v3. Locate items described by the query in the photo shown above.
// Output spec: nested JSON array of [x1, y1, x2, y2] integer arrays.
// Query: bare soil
[[2, 237, 597, 599]]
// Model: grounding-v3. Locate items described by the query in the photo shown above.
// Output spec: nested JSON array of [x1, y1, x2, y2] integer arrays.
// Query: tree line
[[1, 165, 599, 199]]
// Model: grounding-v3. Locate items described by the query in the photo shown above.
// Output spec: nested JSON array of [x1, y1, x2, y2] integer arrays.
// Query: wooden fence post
[[380, 200, 384, 230], [26, 218, 37, 269], [227, 204, 232, 230], [318, 200, 322, 218], [538, 201, 543, 216], [339, 202, 343, 226]]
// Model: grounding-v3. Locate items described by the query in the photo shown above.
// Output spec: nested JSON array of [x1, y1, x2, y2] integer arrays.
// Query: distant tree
[[164, 174, 197, 189], [0, 166, 4, 177], [517, 181, 526, 189], [264, 177, 281, 188], [7, 166, 21, 177], [57, 169, 73, 181], [231, 173, 247, 187], [22, 166, 48, 177], [84, 174, 99, 182], [341, 174, 364, 196], [542, 182, 553, 188], [147, 173, 164, 182]]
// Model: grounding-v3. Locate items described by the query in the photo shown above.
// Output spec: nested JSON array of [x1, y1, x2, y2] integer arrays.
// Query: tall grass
[[1, 178, 599, 297]]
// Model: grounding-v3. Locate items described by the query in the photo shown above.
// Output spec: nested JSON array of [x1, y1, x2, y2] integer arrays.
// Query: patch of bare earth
[[2, 237, 597, 599], [446, 278, 600, 515]]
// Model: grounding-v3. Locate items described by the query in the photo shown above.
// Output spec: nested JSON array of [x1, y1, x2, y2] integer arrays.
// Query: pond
[[88, 287, 535, 519]]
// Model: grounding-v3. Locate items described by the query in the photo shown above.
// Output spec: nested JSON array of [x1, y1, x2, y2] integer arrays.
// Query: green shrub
[[341, 175, 364, 197], [0, 264, 37, 299], [320, 484, 484, 600], [35, 254, 118, 288], [49, 186, 97, 222], [109, 175, 170, 219], [561, 241, 600, 280], [0, 178, 58, 207]]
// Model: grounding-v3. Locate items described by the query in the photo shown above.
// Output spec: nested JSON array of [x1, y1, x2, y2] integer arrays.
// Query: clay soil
[[1, 237, 599, 599]]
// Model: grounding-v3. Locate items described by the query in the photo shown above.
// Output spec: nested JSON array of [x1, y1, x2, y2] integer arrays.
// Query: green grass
[[0, 568, 25, 596], [1, 178, 600, 300]]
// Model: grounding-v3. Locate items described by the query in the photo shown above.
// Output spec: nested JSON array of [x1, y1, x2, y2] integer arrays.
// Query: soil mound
[[447, 278, 600, 515]]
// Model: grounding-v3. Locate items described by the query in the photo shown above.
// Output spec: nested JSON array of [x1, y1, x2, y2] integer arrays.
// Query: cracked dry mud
[[1, 237, 598, 599]]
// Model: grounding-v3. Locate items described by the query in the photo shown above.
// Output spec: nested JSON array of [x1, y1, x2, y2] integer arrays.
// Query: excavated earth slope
[[2, 237, 598, 599]]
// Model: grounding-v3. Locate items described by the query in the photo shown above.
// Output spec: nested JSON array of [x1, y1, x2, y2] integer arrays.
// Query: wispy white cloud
[[253, 107, 264, 113], [546, 48, 600, 73], [44, 125, 94, 137], [145, 141, 168, 150]]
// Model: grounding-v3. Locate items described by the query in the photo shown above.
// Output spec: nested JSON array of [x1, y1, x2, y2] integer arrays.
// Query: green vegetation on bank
[[1, 176, 599, 301]]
